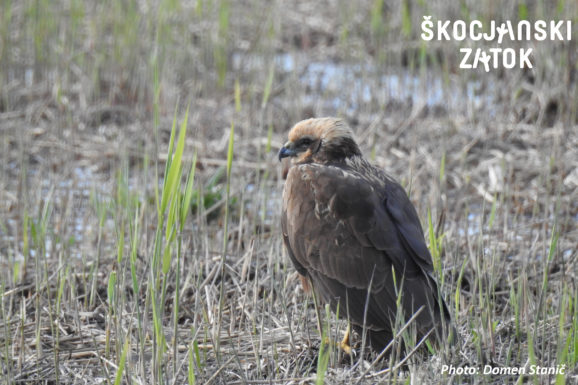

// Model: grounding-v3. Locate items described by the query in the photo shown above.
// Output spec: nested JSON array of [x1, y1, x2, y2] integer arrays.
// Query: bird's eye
[[300, 138, 313, 146]]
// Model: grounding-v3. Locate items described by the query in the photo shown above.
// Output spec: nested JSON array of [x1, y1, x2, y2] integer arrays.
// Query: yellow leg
[[309, 283, 354, 356], [339, 322, 354, 355]]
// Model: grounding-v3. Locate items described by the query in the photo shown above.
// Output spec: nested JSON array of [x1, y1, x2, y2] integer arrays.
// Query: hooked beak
[[278, 142, 296, 161]]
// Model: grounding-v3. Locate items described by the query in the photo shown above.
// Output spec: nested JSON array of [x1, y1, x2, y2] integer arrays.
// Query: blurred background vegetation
[[1, 0, 577, 124]]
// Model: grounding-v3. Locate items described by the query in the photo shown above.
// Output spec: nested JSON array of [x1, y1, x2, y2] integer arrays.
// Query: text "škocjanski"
[[421, 17, 572, 72]]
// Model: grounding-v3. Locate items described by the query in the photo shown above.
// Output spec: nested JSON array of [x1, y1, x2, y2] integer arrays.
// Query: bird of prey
[[279, 117, 452, 355]]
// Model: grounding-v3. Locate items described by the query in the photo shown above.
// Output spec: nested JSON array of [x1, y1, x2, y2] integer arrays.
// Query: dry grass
[[0, 0, 577, 384]]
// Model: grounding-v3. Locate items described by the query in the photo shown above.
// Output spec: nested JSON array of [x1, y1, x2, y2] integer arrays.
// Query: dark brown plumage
[[279, 117, 453, 354]]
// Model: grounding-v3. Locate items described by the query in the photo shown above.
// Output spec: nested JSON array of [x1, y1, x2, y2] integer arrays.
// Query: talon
[[339, 323, 356, 356]]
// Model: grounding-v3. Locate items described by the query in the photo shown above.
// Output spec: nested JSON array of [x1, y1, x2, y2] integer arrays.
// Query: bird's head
[[278, 117, 361, 164]]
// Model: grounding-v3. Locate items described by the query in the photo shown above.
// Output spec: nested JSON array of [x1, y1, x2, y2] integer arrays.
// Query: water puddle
[[268, 53, 495, 114]]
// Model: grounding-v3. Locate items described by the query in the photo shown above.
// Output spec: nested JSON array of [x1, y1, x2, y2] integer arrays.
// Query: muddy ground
[[0, 1, 577, 384]]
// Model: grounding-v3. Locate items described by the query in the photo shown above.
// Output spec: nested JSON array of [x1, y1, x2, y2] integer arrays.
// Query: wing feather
[[282, 161, 444, 338]]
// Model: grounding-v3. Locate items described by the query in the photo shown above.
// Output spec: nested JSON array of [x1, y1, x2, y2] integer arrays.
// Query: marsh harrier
[[279, 117, 452, 354]]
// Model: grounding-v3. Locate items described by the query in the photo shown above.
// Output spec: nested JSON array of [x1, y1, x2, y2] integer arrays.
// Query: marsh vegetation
[[0, 1, 576, 383]]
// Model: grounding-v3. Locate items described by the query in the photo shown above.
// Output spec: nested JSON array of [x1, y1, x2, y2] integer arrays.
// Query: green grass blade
[[315, 305, 331, 385], [180, 151, 197, 230], [113, 337, 130, 385], [188, 345, 196, 385], [107, 271, 117, 308], [159, 108, 178, 216], [161, 107, 189, 215]]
